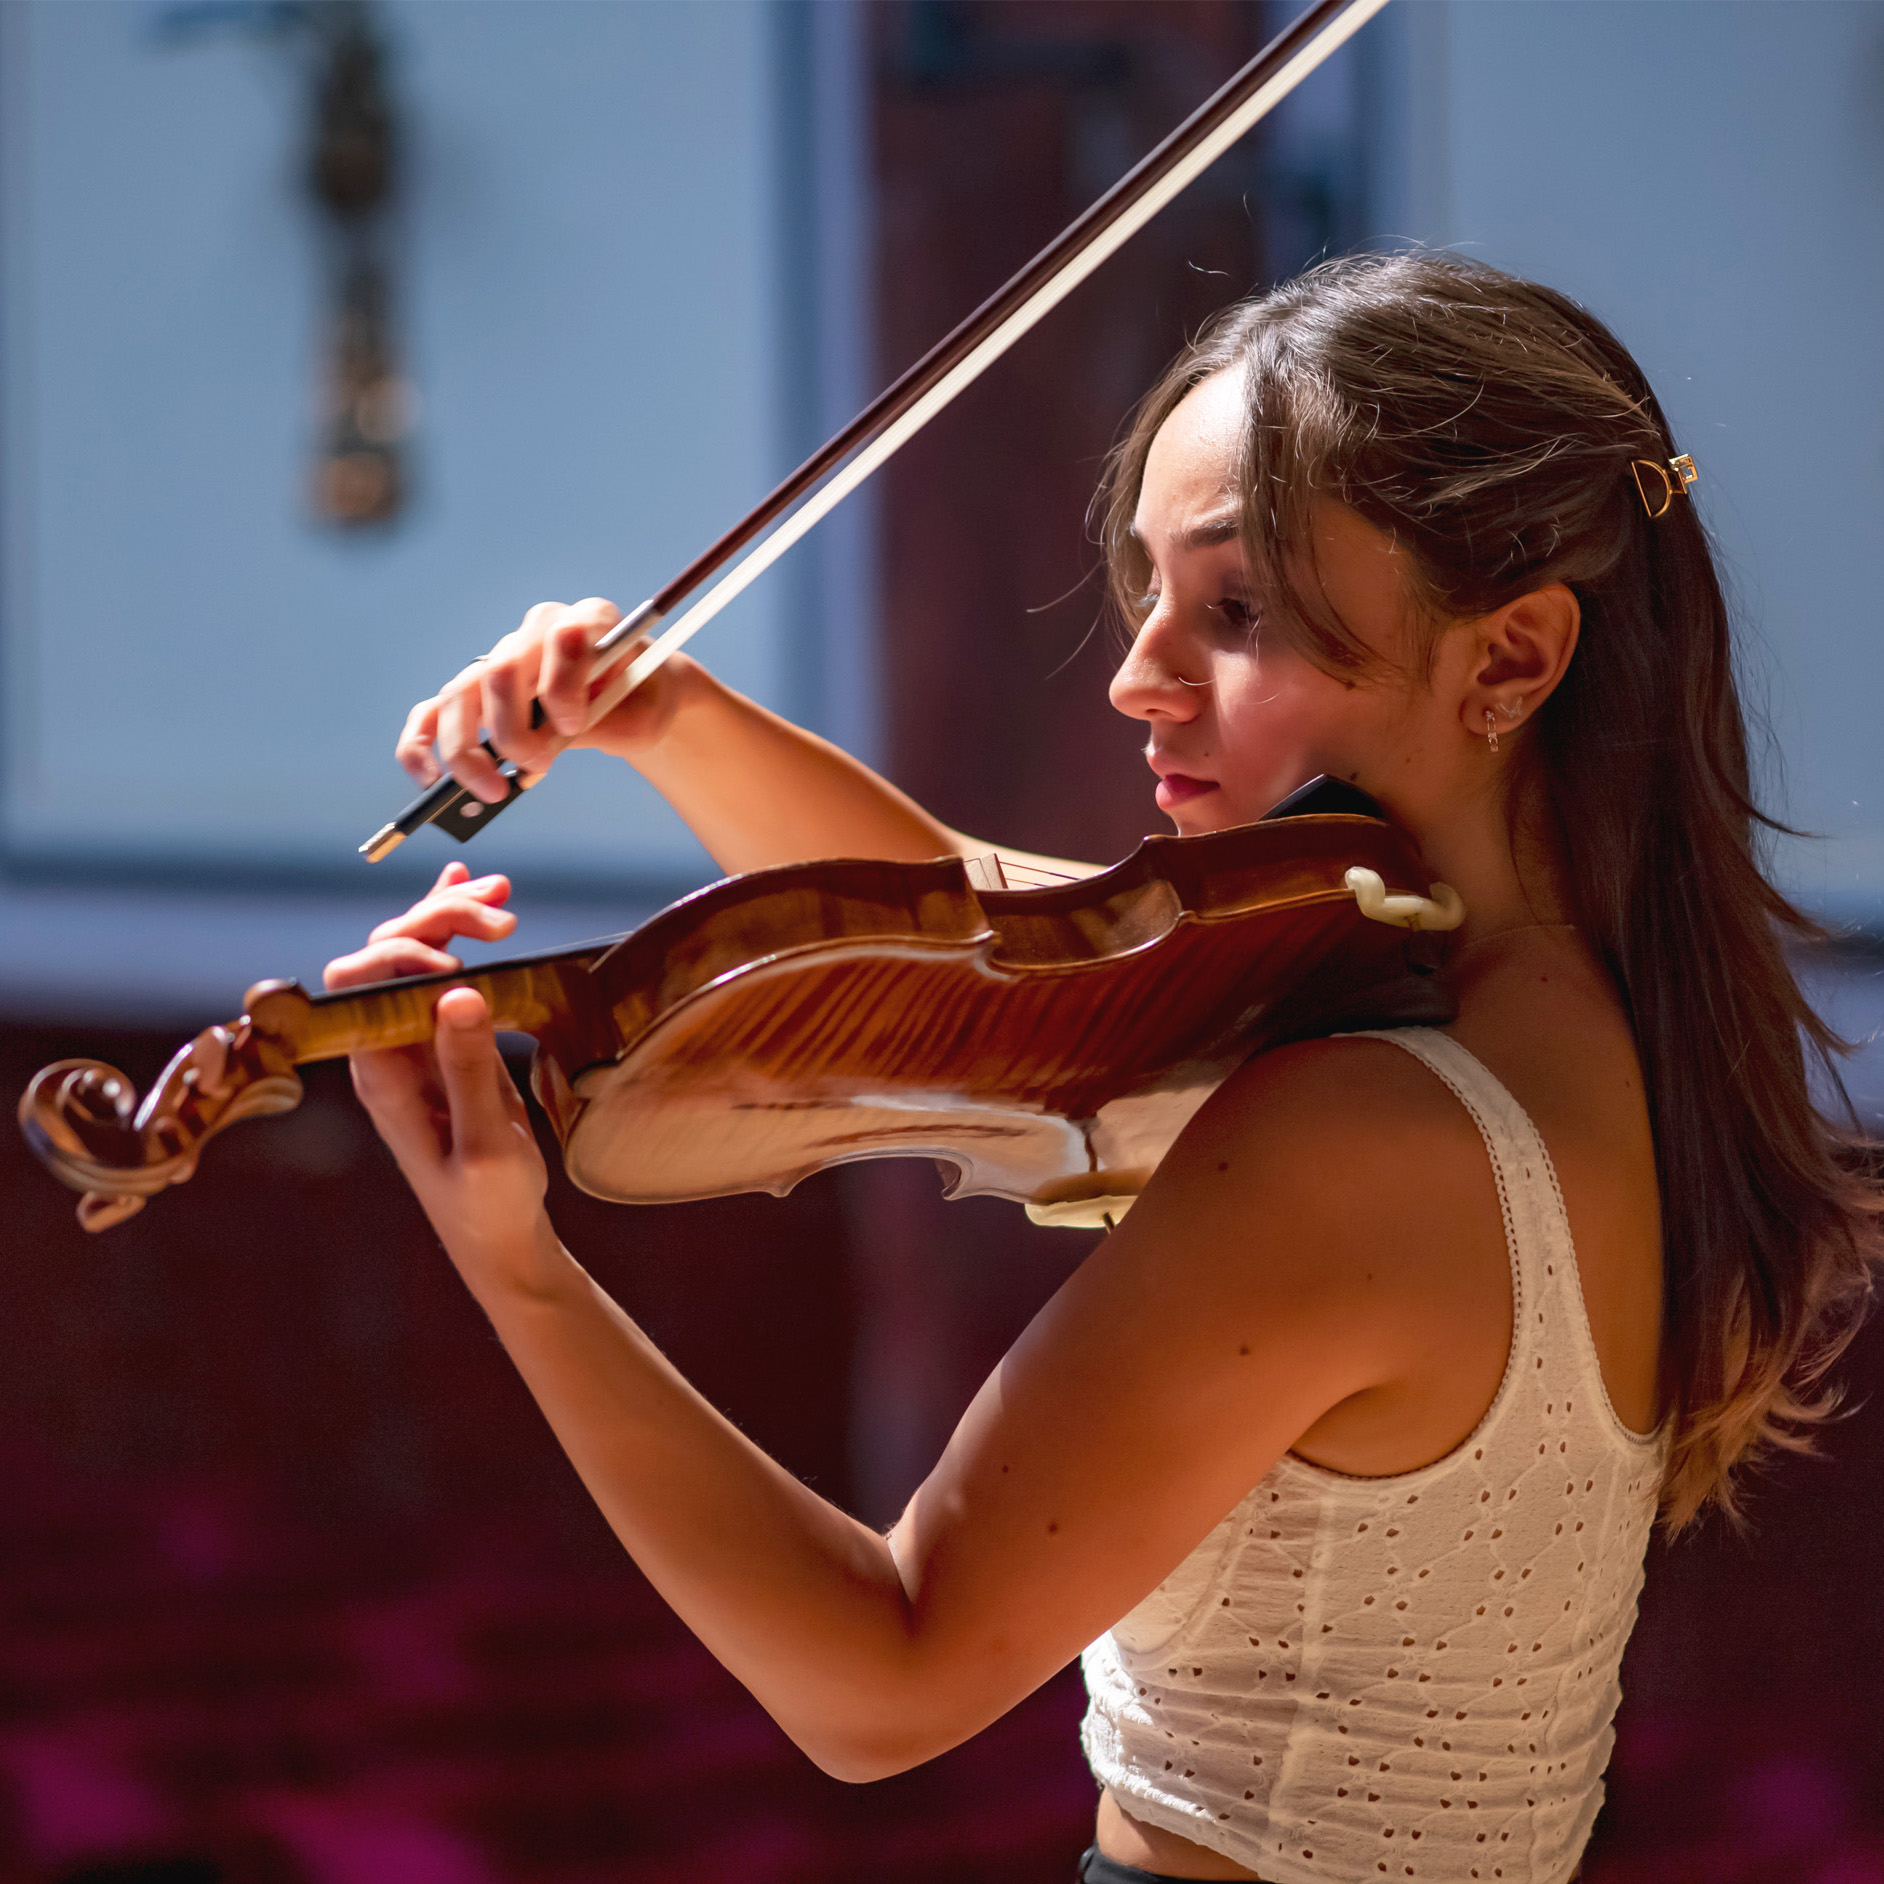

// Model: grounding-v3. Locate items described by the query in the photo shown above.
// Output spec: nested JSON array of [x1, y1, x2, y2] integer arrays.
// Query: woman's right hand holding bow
[[392, 597, 1030, 880], [395, 596, 698, 810]]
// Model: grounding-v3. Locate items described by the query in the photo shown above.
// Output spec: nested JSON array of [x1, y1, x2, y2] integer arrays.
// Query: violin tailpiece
[[1345, 868, 1465, 932]]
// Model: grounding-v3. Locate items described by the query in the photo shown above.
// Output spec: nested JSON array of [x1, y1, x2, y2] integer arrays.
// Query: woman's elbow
[[776, 1638, 981, 1781], [792, 1716, 957, 1785]]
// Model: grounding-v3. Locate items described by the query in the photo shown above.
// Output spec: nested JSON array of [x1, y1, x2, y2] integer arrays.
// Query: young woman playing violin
[[325, 254, 1880, 1884]]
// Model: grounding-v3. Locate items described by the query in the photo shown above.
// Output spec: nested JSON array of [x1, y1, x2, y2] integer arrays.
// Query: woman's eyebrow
[[1180, 512, 1244, 550], [1126, 512, 1245, 551]]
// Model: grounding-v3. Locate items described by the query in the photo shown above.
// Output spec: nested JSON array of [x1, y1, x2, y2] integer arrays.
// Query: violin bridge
[[962, 851, 1009, 893]]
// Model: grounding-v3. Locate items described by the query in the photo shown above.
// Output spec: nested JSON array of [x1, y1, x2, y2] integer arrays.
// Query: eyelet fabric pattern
[[1081, 1027, 1665, 1884]]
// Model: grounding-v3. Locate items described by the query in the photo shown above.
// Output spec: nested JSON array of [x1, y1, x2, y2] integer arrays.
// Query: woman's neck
[[1404, 769, 1578, 949]]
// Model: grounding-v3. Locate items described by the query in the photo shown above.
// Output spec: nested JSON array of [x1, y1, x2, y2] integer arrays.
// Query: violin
[[20, 782, 1461, 1235]]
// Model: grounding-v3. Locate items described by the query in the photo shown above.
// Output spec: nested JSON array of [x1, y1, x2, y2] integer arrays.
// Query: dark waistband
[[1078, 1848, 1243, 1884]]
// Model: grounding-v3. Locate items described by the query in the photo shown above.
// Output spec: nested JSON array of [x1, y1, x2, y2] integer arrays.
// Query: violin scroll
[[20, 1016, 305, 1232]]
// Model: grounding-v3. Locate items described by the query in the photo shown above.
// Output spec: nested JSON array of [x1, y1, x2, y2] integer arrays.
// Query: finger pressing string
[[324, 935, 461, 990], [366, 880, 516, 947]]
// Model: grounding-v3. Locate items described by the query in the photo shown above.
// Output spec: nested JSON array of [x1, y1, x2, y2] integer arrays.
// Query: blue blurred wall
[[0, 0, 872, 1018]]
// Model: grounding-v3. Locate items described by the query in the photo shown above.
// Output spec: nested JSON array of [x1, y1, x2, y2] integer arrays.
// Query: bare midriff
[[1096, 1790, 1266, 1880]]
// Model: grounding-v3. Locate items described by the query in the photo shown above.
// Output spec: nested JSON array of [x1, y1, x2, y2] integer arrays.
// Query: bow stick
[[362, 0, 1393, 863]]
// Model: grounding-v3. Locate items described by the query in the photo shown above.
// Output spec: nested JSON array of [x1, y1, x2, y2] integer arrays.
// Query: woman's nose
[[1109, 604, 1205, 723]]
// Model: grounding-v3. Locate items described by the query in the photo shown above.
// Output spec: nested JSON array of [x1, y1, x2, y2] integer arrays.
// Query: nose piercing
[[1485, 708, 1499, 754], [1176, 675, 1211, 689]]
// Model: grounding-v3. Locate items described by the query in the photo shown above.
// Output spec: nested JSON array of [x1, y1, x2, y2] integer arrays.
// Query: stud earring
[[1484, 708, 1499, 755], [1500, 697, 1525, 722]]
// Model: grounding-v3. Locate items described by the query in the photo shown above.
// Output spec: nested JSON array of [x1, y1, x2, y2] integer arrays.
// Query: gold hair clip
[[1631, 453, 1699, 519]]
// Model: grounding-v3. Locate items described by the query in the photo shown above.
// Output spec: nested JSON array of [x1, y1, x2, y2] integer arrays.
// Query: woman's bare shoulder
[[1132, 1030, 1503, 1318], [1191, 1031, 1477, 1171], [1135, 1032, 1516, 1476]]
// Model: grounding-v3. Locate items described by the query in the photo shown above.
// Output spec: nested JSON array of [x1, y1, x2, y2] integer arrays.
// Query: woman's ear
[[1458, 584, 1580, 740]]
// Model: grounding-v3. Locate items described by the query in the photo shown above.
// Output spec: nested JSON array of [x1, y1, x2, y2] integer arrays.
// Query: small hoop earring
[[1484, 708, 1499, 755]]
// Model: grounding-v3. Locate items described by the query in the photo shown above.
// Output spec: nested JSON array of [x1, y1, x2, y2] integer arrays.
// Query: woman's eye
[[1210, 595, 1255, 630]]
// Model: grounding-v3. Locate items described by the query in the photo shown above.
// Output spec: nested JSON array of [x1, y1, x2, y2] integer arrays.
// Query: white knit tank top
[[1082, 1027, 1665, 1884]]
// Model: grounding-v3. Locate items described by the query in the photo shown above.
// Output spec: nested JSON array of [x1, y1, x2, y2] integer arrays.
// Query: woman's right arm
[[396, 597, 1103, 883]]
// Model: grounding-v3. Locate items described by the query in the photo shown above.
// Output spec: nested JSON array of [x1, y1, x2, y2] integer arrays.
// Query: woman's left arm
[[329, 871, 1469, 1781]]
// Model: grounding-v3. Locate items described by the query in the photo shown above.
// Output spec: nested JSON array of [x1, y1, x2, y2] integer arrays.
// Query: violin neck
[[242, 955, 602, 1065]]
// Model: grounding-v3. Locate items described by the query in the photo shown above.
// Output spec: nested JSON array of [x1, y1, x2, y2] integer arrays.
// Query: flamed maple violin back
[[546, 815, 1452, 1213]]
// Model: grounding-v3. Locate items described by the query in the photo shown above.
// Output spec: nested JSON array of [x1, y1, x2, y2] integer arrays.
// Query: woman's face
[[1109, 369, 1442, 835]]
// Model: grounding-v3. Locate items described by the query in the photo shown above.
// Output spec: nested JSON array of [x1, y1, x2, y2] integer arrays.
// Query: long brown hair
[[1100, 252, 1881, 1528]]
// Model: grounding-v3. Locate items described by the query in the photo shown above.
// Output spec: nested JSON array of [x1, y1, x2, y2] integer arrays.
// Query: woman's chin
[[1161, 793, 1233, 837]]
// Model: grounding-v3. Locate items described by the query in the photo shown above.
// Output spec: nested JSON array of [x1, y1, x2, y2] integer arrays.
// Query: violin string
[[996, 862, 1081, 886]]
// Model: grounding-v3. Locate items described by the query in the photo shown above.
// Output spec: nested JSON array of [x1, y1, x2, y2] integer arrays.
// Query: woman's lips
[[1155, 772, 1219, 811]]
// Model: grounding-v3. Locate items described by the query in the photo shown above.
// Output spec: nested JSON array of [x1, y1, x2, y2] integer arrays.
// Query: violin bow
[[362, 0, 1393, 863]]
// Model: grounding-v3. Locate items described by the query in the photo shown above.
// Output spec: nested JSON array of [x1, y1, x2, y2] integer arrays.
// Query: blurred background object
[[155, 0, 414, 529], [3, 2, 1884, 1879], [299, 1, 409, 530]]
